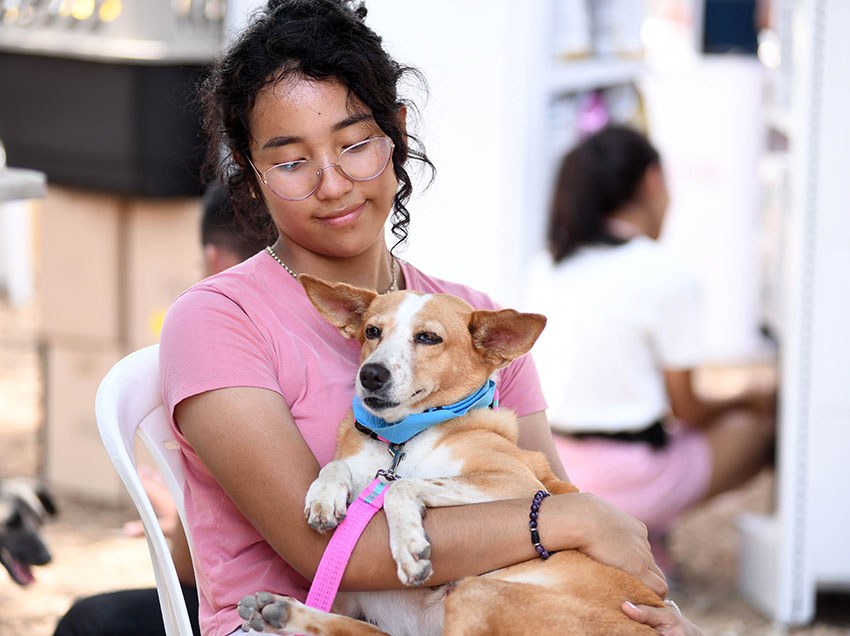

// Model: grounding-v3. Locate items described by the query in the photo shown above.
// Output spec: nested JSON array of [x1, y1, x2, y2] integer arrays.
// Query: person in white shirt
[[528, 125, 776, 576]]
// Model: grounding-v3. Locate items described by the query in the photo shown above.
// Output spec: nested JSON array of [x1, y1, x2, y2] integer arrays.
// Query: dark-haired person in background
[[528, 125, 776, 577], [201, 181, 269, 277]]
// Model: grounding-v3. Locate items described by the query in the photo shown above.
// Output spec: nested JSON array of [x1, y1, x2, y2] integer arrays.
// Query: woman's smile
[[316, 201, 366, 227]]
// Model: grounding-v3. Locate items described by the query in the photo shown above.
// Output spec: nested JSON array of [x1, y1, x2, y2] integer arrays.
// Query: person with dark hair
[[52, 182, 263, 636], [528, 124, 776, 578], [547, 125, 662, 263], [200, 181, 268, 276], [158, 3, 700, 635]]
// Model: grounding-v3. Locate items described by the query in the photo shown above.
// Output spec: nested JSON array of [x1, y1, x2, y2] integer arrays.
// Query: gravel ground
[[1, 296, 848, 636]]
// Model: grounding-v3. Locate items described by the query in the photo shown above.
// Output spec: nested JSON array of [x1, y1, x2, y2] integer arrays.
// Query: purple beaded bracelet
[[529, 489, 551, 559]]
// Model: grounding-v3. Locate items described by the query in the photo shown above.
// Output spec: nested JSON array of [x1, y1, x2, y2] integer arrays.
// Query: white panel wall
[[642, 58, 770, 363], [738, 0, 850, 624], [365, 1, 539, 307]]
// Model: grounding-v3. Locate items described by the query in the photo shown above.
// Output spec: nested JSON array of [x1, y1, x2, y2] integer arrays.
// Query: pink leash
[[305, 477, 392, 611]]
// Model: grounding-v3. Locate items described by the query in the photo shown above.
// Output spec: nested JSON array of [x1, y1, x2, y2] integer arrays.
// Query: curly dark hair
[[199, 0, 434, 249], [547, 125, 660, 263]]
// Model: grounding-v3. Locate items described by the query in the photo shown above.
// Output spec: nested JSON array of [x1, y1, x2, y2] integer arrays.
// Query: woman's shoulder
[[627, 237, 697, 282], [173, 251, 289, 306], [537, 238, 697, 302], [613, 235, 678, 265], [401, 260, 501, 310], [611, 238, 701, 310], [570, 237, 694, 285], [163, 251, 306, 334], [192, 250, 270, 292]]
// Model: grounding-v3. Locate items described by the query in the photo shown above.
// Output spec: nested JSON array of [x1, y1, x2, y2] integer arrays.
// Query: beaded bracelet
[[529, 490, 551, 559]]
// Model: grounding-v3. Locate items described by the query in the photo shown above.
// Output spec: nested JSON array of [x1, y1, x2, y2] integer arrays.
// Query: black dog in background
[[0, 478, 57, 585]]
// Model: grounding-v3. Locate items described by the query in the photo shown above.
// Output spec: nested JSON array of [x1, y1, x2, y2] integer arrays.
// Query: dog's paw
[[400, 557, 433, 587], [383, 481, 434, 586], [238, 592, 292, 633], [304, 462, 353, 533], [392, 532, 433, 587], [304, 482, 349, 533]]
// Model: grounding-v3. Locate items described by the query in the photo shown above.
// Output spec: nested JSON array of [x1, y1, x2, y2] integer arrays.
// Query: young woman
[[529, 124, 776, 574], [159, 3, 699, 635]]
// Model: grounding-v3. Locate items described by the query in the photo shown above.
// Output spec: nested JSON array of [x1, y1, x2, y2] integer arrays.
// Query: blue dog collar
[[352, 379, 498, 445]]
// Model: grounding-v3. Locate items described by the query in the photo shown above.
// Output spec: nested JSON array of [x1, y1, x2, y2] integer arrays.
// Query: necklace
[[265, 244, 399, 294], [265, 245, 298, 278]]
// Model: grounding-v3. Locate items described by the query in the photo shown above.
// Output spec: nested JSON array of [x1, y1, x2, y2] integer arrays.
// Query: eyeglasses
[[248, 136, 395, 201]]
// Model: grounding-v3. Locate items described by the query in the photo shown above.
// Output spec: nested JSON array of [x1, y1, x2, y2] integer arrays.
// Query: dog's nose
[[360, 363, 390, 391]]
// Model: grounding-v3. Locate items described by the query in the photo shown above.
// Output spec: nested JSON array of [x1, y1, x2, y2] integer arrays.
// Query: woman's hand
[[743, 386, 777, 420], [517, 412, 666, 596], [566, 492, 668, 598], [123, 466, 180, 539], [622, 601, 704, 635]]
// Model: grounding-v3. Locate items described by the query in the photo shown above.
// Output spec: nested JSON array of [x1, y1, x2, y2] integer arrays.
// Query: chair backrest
[[95, 344, 195, 636]]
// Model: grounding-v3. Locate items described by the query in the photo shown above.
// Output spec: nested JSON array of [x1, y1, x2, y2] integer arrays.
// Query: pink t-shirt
[[159, 253, 546, 636]]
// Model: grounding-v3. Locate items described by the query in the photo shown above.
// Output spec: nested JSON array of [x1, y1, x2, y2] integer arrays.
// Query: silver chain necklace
[[265, 244, 399, 294]]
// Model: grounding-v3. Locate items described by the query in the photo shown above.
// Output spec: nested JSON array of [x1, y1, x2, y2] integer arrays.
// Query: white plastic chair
[[95, 344, 196, 636]]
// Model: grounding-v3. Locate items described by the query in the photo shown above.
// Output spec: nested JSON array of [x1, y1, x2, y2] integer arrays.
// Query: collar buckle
[[375, 443, 406, 480]]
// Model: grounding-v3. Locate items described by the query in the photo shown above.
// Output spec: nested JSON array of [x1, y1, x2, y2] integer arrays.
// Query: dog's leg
[[443, 567, 659, 636], [238, 592, 389, 635], [304, 460, 355, 533], [381, 479, 434, 586], [383, 477, 499, 586], [444, 550, 662, 635], [382, 474, 533, 586]]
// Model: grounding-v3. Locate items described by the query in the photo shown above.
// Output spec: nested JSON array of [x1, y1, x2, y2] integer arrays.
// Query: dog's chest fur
[[348, 429, 460, 487]]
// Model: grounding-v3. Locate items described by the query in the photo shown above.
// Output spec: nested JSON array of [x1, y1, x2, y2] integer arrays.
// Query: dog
[[0, 477, 57, 586], [238, 275, 663, 635]]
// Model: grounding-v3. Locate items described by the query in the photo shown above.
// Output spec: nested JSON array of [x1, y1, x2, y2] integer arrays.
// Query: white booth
[[737, 0, 850, 624]]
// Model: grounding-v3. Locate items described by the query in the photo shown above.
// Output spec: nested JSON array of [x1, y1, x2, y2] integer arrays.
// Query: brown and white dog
[[238, 276, 662, 635], [0, 477, 56, 586]]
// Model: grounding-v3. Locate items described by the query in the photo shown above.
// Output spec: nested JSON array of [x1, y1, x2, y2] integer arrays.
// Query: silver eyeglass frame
[[246, 136, 395, 201]]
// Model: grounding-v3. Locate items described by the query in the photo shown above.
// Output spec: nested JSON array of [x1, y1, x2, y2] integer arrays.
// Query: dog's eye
[[414, 332, 442, 345], [6, 511, 22, 529], [364, 325, 381, 340]]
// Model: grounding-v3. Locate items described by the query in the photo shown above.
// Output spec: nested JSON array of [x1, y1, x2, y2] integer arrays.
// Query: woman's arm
[[665, 368, 776, 428], [518, 414, 704, 634], [170, 522, 195, 586], [516, 411, 667, 593], [517, 410, 570, 481], [176, 388, 667, 597], [515, 412, 706, 635]]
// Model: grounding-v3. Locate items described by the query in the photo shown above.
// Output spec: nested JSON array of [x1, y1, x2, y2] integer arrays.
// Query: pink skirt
[[552, 424, 712, 534]]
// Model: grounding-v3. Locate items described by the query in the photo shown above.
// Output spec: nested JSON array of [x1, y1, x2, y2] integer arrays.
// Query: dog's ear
[[35, 486, 57, 517], [2, 479, 57, 520], [469, 310, 547, 368], [299, 274, 378, 339]]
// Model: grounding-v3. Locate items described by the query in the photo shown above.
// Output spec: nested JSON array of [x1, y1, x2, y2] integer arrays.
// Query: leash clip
[[375, 443, 406, 481]]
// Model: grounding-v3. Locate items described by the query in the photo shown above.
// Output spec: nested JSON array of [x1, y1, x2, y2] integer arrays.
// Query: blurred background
[[0, 0, 848, 634]]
